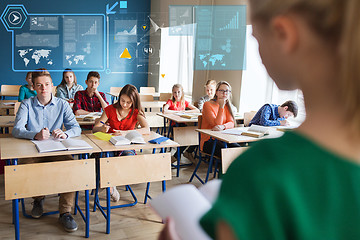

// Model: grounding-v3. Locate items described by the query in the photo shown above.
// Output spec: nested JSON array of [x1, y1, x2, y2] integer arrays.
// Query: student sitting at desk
[[249, 100, 298, 126], [12, 68, 81, 233], [200, 81, 240, 157], [161, 0, 360, 238], [56, 68, 83, 104], [198, 79, 217, 112], [73, 71, 108, 115], [18, 71, 36, 102], [163, 83, 199, 163], [93, 84, 150, 202]]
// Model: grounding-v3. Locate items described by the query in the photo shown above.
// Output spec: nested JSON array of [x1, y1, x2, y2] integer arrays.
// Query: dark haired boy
[[249, 100, 298, 126], [73, 71, 108, 115]]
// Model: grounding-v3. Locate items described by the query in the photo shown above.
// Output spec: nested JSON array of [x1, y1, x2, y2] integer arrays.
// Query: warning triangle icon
[[120, 48, 132, 59]]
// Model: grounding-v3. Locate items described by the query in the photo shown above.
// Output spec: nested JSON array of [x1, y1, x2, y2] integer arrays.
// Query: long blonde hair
[[250, 0, 360, 134], [171, 84, 185, 109], [213, 81, 235, 122]]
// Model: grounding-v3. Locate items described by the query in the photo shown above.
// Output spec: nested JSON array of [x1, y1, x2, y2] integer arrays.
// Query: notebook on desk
[[31, 138, 93, 153], [109, 130, 146, 146], [175, 112, 201, 119], [222, 125, 270, 138]]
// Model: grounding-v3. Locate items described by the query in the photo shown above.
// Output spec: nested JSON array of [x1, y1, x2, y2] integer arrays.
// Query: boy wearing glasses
[[249, 100, 298, 126]]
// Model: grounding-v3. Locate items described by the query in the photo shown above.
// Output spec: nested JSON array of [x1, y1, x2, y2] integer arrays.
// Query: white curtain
[[158, 24, 196, 94]]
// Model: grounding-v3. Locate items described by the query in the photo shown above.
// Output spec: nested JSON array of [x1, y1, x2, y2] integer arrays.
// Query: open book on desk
[[174, 112, 202, 119], [109, 130, 146, 146], [76, 112, 102, 121], [31, 138, 93, 153], [150, 179, 222, 240], [222, 125, 270, 138]]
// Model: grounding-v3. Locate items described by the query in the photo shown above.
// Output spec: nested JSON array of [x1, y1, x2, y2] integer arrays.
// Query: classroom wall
[[149, 0, 249, 110], [0, 0, 151, 99]]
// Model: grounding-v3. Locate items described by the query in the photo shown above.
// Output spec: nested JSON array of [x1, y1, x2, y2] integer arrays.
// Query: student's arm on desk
[[162, 102, 177, 114], [259, 106, 281, 126], [92, 112, 110, 133], [12, 101, 38, 139], [185, 103, 200, 113], [62, 101, 81, 138], [136, 113, 150, 134]]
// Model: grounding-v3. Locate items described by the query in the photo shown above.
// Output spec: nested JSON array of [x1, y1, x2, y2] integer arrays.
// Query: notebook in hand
[[109, 130, 146, 146], [150, 179, 222, 240], [32, 138, 93, 153]]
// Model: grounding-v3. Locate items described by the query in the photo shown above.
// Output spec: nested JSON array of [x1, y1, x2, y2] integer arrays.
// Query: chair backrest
[[244, 111, 257, 127], [1, 85, 21, 94], [140, 87, 155, 94], [221, 147, 249, 174], [140, 94, 154, 101], [110, 87, 122, 96], [99, 153, 171, 187], [14, 102, 21, 116], [159, 93, 172, 101], [198, 115, 202, 129], [5, 159, 96, 200]]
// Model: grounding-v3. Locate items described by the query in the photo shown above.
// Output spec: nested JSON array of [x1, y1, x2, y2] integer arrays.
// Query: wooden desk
[[86, 131, 179, 152], [0, 115, 15, 127], [142, 101, 166, 111], [156, 113, 199, 177], [191, 127, 283, 183], [140, 92, 160, 98], [196, 127, 283, 144], [0, 115, 15, 134], [1, 135, 101, 239], [0, 115, 97, 133], [86, 131, 179, 234], [0, 91, 19, 99], [0, 100, 17, 115]]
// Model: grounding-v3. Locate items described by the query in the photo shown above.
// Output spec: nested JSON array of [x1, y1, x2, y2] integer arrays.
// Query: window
[[240, 25, 305, 124]]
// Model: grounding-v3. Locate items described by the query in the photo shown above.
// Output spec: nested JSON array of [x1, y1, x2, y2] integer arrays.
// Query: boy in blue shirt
[[249, 100, 298, 126], [12, 68, 81, 232]]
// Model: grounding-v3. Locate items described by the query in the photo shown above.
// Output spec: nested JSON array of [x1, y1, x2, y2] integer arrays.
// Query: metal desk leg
[[205, 139, 217, 183], [85, 189, 89, 238]]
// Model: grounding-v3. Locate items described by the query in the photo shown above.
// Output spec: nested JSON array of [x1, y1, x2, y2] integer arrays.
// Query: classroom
[[2, 0, 357, 239]]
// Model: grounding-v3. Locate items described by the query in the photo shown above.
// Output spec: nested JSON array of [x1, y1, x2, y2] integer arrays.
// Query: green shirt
[[18, 84, 36, 102], [200, 131, 360, 240]]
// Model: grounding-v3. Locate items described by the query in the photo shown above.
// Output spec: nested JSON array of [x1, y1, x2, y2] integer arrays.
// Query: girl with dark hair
[[93, 84, 150, 202]]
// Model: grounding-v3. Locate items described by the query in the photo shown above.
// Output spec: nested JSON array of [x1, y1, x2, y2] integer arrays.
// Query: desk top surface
[[86, 131, 179, 152], [0, 115, 97, 127], [157, 112, 244, 124], [0, 100, 17, 109], [0, 92, 19, 97], [0, 115, 15, 127], [156, 112, 199, 123], [0, 134, 101, 160], [141, 101, 166, 108], [107, 92, 161, 97], [196, 127, 283, 144]]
